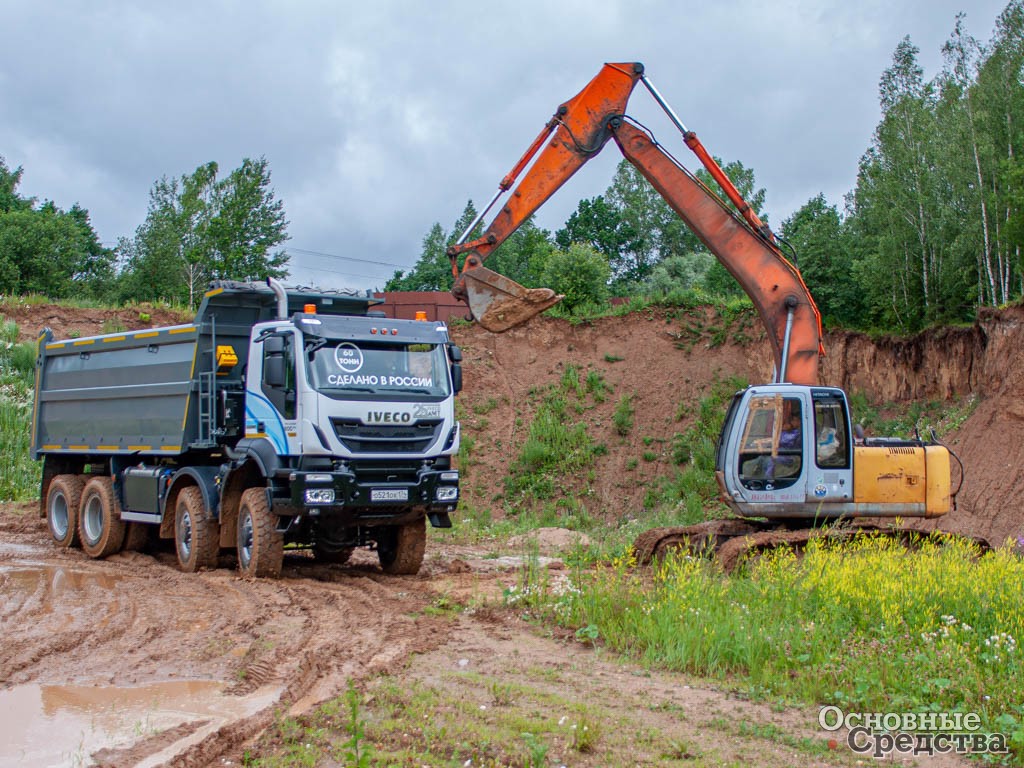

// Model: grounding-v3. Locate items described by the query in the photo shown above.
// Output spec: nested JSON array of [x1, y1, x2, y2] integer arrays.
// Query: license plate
[[370, 488, 408, 502]]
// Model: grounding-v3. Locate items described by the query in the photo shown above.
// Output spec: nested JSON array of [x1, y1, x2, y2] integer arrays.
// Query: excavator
[[447, 62, 963, 564]]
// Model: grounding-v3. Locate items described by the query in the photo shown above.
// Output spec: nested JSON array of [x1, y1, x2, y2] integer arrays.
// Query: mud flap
[[461, 266, 563, 333]]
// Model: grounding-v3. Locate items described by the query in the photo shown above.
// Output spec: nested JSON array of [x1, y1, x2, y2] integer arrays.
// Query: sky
[[0, 0, 1011, 291]]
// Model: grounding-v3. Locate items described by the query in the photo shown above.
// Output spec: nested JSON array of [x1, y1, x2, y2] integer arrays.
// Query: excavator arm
[[449, 61, 824, 385]]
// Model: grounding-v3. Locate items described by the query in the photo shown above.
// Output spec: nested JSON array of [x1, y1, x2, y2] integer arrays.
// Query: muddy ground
[[0, 504, 972, 767]]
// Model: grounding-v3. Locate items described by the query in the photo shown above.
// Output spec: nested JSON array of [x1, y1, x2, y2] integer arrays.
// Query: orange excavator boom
[[449, 61, 824, 385]]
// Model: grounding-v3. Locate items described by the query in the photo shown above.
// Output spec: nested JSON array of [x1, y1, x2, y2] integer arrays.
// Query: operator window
[[737, 395, 803, 490], [813, 394, 850, 469]]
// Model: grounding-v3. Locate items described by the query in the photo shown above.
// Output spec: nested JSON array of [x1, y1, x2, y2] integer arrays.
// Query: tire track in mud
[[162, 566, 453, 767], [0, 509, 456, 767]]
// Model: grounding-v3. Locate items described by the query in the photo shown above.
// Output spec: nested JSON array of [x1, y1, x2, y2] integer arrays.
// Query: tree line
[[0, 156, 289, 308], [389, 2, 1024, 332]]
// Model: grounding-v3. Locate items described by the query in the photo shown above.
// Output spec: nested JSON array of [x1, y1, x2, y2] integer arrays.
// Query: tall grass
[[505, 364, 604, 506], [0, 320, 41, 501], [534, 533, 1024, 754]]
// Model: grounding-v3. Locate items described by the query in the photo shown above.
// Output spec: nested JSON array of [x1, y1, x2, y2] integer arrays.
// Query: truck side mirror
[[264, 355, 286, 388], [263, 334, 285, 354], [449, 345, 463, 363], [451, 363, 463, 394]]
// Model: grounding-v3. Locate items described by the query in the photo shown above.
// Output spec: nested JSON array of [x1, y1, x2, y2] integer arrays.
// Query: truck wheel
[[377, 517, 426, 575], [46, 475, 84, 548], [78, 477, 126, 559], [237, 488, 283, 578], [175, 487, 220, 572]]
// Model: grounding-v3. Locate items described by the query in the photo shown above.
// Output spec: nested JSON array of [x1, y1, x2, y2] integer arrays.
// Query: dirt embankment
[[450, 304, 1023, 546]]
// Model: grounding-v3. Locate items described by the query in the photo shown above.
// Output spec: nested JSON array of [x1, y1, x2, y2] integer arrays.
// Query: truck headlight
[[435, 486, 458, 502], [305, 488, 336, 504]]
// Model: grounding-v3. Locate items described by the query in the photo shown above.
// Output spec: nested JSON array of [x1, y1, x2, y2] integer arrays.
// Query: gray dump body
[[33, 282, 378, 458]]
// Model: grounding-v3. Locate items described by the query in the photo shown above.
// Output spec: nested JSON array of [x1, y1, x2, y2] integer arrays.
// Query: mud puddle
[[0, 679, 281, 767]]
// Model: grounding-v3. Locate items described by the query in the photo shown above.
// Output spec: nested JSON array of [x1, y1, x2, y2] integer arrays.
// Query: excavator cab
[[716, 385, 855, 519]]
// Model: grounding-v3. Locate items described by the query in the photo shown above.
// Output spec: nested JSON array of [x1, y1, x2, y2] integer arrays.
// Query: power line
[[285, 246, 408, 270]]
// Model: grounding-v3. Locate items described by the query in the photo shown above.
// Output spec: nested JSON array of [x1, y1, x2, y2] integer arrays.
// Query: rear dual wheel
[[46, 475, 84, 548], [78, 477, 126, 559]]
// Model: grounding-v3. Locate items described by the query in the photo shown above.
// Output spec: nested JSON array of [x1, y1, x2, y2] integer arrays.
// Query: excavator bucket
[[461, 267, 563, 333]]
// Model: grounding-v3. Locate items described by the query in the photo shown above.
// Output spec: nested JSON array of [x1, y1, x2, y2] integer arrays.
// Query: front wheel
[[377, 517, 426, 575], [78, 477, 126, 559], [236, 488, 283, 578]]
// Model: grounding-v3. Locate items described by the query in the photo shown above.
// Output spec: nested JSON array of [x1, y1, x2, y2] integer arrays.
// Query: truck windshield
[[307, 340, 451, 399]]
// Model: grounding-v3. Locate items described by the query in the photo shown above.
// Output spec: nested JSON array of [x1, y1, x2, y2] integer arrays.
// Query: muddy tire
[[236, 488, 283, 578], [175, 487, 220, 572], [122, 522, 152, 552], [377, 517, 426, 575], [78, 477, 126, 559], [46, 475, 84, 548]]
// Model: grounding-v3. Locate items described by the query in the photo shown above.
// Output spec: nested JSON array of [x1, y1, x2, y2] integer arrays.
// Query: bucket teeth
[[461, 267, 563, 333]]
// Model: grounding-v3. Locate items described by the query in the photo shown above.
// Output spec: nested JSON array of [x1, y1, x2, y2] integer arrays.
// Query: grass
[[0, 321, 40, 501], [504, 364, 601, 506], [526, 533, 1024, 761], [847, 390, 978, 439]]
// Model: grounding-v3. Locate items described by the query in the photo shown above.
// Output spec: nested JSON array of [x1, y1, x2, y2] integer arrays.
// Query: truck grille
[[332, 419, 443, 454]]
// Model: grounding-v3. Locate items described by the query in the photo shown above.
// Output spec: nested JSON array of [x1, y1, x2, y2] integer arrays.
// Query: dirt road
[[1, 503, 975, 767]]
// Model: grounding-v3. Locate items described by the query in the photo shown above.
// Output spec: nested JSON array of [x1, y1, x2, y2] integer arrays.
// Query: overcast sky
[[0, 0, 1009, 291]]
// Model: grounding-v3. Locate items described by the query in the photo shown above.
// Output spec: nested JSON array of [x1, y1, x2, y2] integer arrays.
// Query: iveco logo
[[365, 411, 413, 424]]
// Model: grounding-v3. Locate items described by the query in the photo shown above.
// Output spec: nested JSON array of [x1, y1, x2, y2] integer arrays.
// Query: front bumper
[[283, 466, 459, 525]]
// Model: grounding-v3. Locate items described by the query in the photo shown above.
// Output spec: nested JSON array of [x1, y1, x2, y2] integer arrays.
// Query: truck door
[[261, 333, 296, 420], [244, 330, 300, 455]]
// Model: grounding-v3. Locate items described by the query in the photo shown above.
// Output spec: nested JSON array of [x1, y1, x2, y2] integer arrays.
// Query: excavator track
[[632, 519, 992, 573]]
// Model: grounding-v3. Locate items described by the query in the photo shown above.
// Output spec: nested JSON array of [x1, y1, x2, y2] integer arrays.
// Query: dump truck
[[33, 278, 463, 577]]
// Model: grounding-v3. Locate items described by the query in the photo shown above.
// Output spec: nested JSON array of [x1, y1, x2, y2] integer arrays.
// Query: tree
[[0, 156, 115, 298], [642, 252, 713, 296], [119, 158, 289, 306], [554, 195, 640, 270], [540, 243, 611, 311], [781, 194, 861, 327], [385, 201, 482, 292]]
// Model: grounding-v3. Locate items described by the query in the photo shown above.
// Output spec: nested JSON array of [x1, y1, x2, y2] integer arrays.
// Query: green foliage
[[341, 680, 372, 767], [612, 394, 634, 436], [506, 365, 601, 506], [118, 157, 289, 307], [0, 321, 39, 501], [0, 157, 116, 300], [386, 201, 479, 292], [539, 243, 610, 312], [554, 194, 641, 273], [637, 375, 746, 521]]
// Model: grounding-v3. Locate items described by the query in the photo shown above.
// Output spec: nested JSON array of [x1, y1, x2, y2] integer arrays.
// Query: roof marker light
[[303, 303, 316, 314], [415, 311, 428, 321]]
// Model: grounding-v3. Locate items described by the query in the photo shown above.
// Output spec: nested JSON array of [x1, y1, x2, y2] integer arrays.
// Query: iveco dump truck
[[32, 279, 462, 577]]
